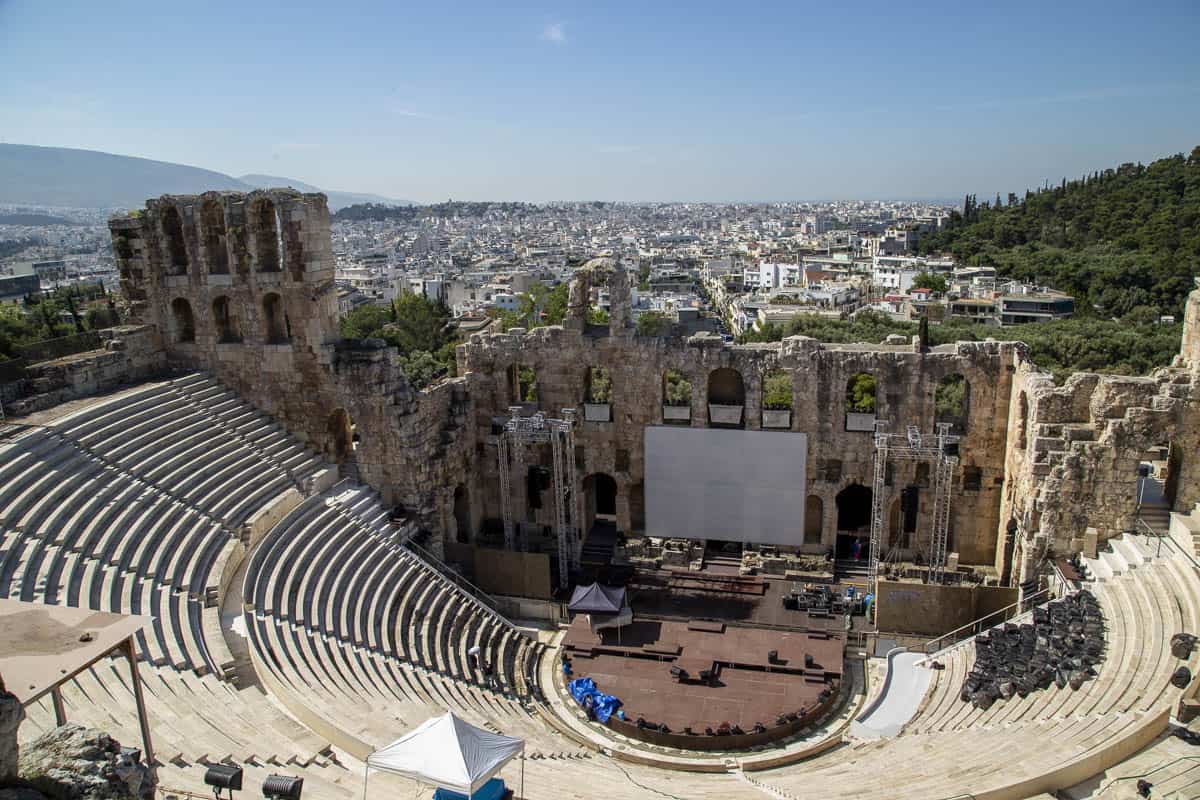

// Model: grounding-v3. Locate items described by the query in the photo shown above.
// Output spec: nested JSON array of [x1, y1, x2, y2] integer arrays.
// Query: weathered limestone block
[[18, 724, 150, 800]]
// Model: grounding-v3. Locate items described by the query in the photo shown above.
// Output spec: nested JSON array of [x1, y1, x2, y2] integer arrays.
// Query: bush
[[763, 372, 793, 410], [637, 311, 671, 337], [588, 366, 612, 403], [664, 369, 691, 406], [847, 373, 876, 413]]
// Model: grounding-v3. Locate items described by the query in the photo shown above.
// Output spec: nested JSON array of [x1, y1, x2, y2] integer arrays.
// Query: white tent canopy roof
[[366, 712, 524, 795]]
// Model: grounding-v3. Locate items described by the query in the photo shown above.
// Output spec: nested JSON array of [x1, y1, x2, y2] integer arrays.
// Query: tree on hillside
[[912, 272, 948, 293]]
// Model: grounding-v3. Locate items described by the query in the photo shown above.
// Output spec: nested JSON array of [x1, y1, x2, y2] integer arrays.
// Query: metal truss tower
[[868, 422, 961, 591], [496, 407, 581, 583]]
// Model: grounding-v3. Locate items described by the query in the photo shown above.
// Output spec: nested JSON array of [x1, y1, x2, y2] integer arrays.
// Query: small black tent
[[567, 583, 626, 615]]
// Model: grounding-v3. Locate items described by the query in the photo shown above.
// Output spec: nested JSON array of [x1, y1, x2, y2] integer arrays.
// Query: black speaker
[[943, 442, 959, 457], [262, 775, 304, 800], [204, 764, 243, 792]]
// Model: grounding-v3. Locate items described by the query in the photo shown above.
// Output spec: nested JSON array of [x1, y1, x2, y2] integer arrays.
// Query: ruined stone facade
[[100, 193, 1200, 585]]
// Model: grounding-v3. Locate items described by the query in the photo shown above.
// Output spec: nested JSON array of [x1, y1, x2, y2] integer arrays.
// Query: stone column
[[608, 264, 634, 337], [564, 271, 591, 333]]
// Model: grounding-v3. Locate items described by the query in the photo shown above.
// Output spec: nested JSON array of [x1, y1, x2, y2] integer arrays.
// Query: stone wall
[[106, 193, 476, 550], [459, 318, 1020, 565], [2, 326, 166, 417]]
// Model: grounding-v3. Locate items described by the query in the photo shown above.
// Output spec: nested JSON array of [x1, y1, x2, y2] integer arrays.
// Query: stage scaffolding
[[869, 422, 961, 591], [496, 407, 581, 583]]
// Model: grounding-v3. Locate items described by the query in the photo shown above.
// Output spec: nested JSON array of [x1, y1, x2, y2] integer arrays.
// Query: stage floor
[[563, 617, 842, 733]]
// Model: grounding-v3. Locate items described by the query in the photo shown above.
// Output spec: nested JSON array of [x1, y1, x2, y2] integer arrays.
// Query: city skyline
[[1, 0, 1198, 203]]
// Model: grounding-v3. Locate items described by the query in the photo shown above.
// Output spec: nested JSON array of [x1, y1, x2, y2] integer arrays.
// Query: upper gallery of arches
[[109, 189, 334, 295], [563, 257, 634, 336]]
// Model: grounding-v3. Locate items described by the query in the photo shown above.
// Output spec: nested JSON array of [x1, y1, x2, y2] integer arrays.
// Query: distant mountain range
[[0, 144, 412, 211]]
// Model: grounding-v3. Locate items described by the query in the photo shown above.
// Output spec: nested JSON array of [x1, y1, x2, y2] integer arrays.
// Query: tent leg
[[521, 752, 525, 800], [361, 764, 368, 800]]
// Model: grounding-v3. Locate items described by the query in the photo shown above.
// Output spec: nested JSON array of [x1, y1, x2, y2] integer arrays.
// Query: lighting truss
[[496, 407, 580, 583], [868, 422, 960, 591]]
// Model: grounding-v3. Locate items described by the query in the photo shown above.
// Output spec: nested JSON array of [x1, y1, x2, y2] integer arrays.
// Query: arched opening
[[804, 495, 823, 544], [762, 369, 793, 428], [170, 298, 195, 343], [935, 373, 969, 434], [201, 199, 230, 275], [583, 366, 612, 421], [263, 292, 290, 344], [899, 486, 919, 547], [662, 369, 692, 423], [707, 367, 745, 428], [212, 295, 240, 343], [582, 473, 618, 537], [1017, 391, 1029, 450], [510, 363, 538, 405], [835, 483, 872, 559], [326, 408, 354, 463], [453, 485, 470, 544], [252, 197, 281, 273], [845, 372, 876, 431], [161, 205, 189, 276]]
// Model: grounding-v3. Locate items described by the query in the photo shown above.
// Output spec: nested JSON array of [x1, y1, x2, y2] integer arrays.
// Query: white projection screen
[[644, 426, 807, 546]]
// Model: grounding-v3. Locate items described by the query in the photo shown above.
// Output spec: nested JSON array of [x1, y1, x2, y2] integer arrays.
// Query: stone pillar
[[0, 673, 25, 782], [564, 270, 591, 333], [608, 264, 634, 337]]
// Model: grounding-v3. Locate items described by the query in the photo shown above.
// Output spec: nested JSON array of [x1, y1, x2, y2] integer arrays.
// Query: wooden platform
[[563, 616, 842, 734]]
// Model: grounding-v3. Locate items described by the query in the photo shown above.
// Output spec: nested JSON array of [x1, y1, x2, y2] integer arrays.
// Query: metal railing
[[922, 587, 1051, 655], [1138, 517, 1200, 573], [403, 538, 517, 630]]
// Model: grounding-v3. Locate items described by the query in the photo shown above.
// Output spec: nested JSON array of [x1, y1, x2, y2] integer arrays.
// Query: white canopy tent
[[364, 712, 525, 799]]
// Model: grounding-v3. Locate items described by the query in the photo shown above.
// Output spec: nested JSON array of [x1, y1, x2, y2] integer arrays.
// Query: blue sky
[[1, 0, 1198, 202]]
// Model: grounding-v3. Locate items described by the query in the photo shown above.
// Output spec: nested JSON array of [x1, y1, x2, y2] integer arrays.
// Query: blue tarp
[[568, 677, 622, 723], [433, 778, 506, 800]]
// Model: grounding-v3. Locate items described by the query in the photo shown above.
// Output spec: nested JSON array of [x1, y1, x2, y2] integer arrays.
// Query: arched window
[[201, 199, 230, 275], [170, 298, 195, 343], [253, 197, 281, 273], [161, 206, 188, 276], [845, 372, 876, 431], [662, 369, 692, 423], [935, 373, 969, 434], [510, 364, 537, 404], [707, 367, 745, 428], [762, 369, 792, 428], [212, 296, 240, 343], [263, 292, 289, 344], [583, 366, 612, 421], [582, 473, 618, 534]]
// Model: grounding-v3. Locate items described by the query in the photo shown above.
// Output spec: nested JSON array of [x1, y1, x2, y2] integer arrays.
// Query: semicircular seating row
[[241, 484, 569, 757], [5, 374, 370, 797]]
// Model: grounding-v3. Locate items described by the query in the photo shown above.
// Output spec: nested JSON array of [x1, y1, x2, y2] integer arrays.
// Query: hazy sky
[[1, 0, 1198, 202]]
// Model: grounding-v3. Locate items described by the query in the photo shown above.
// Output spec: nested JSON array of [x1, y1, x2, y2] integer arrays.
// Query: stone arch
[[326, 407, 354, 463], [584, 366, 612, 419], [1016, 391, 1029, 450], [935, 373, 970, 434], [453, 484, 470, 544], [835, 483, 872, 532], [263, 292, 290, 343], [582, 472, 618, 533], [707, 367, 745, 428], [804, 495, 823, 544], [212, 295, 240, 343], [161, 205, 189, 276], [845, 372, 877, 414], [510, 363, 538, 404], [663, 369, 692, 407], [201, 198, 230, 275], [835, 482, 873, 560], [169, 298, 195, 343], [252, 197, 281, 273]]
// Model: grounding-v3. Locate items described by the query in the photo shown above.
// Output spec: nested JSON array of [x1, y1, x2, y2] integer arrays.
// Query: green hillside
[[918, 146, 1200, 318]]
